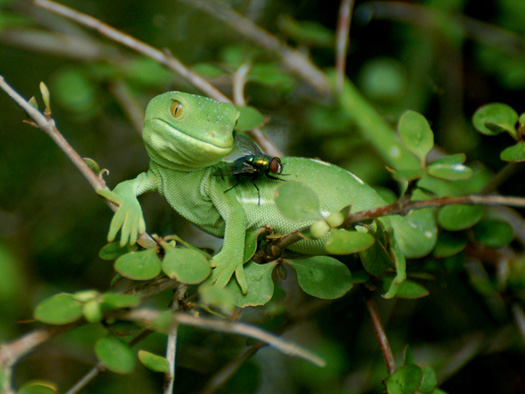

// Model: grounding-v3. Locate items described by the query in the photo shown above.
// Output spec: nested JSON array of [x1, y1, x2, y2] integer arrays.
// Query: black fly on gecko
[[222, 134, 286, 205]]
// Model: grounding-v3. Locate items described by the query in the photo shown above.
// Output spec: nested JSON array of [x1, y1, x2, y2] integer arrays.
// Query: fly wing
[[235, 134, 263, 156]]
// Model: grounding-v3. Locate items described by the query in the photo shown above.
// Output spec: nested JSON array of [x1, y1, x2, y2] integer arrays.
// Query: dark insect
[[222, 134, 286, 204]]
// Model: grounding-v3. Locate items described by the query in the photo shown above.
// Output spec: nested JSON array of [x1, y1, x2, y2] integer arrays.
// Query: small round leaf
[[500, 141, 525, 162], [385, 364, 423, 394], [162, 246, 210, 284], [287, 256, 353, 299], [398, 110, 434, 164], [275, 181, 320, 221], [95, 335, 135, 374], [99, 242, 138, 261], [473, 219, 514, 248], [234, 106, 265, 131], [101, 293, 141, 309], [34, 293, 83, 325], [114, 249, 162, 280], [382, 278, 429, 299], [138, 350, 170, 374], [325, 229, 375, 254], [472, 103, 518, 137], [419, 364, 438, 393], [438, 204, 484, 231], [427, 162, 473, 180], [228, 261, 276, 307], [433, 231, 467, 258], [18, 381, 58, 394]]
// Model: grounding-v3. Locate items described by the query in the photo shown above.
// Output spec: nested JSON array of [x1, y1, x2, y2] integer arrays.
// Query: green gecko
[[98, 91, 436, 295]]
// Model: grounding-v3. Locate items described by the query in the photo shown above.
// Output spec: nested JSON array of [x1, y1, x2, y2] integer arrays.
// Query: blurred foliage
[[1, 0, 525, 393]]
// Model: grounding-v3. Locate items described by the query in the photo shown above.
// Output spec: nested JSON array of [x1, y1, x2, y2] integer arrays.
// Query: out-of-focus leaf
[[472, 103, 518, 138], [18, 381, 58, 394], [438, 204, 484, 231], [95, 335, 135, 374], [473, 219, 514, 248], [382, 277, 430, 299], [384, 364, 423, 394], [138, 350, 170, 374], [234, 107, 265, 131], [433, 231, 468, 258], [34, 293, 83, 325], [500, 141, 525, 162], [275, 181, 320, 221]]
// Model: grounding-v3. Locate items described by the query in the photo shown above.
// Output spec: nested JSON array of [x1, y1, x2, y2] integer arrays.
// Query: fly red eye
[[270, 158, 282, 174]]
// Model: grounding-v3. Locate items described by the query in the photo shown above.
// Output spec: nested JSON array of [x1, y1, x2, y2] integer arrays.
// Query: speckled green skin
[[98, 91, 435, 293]]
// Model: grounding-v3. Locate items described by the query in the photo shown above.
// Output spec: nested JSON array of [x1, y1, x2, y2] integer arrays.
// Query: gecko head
[[142, 91, 238, 170]]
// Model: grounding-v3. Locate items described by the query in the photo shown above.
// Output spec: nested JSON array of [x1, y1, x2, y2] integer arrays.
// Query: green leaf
[[249, 63, 295, 91], [325, 228, 375, 254], [391, 169, 427, 182], [198, 285, 236, 314], [472, 103, 518, 138], [95, 335, 135, 374], [192, 63, 225, 78], [392, 202, 437, 258], [101, 293, 141, 309], [419, 364, 438, 393], [278, 16, 334, 47], [83, 157, 100, 174], [114, 249, 162, 280], [228, 261, 276, 307], [52, 67, 97, 115], [82, 300, 103, 323], [438, 204, 484, 231], [382, 278, 429, 299], [161, 245, 211, 284], [275, 181, 320, 221], [427, 162, 473, 180], [287, 256, 353, 299], [500, 141, 525, 162], [138, 350, 170, 374], [34, 293, 83, 325], [398, 110, 434, 164], [430, 153, 466, 165], [234, 107, 265, 131], [404, 345, 415, 365], [358, 57, 407, 102], [18, 381, 58, 394], [243, 228, 267, 263], [384, 364, 423, 394], [473, 219, 514, 248], [99, 242, 138, 261], [433, 231, 467, 258]]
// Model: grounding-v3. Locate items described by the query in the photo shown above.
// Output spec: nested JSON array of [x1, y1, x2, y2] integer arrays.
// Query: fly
[[222, 134, 286, 204]]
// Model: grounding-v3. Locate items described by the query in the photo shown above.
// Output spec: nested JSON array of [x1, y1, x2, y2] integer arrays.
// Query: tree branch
[[121, 309, 326, 367], [252, 194, 525, 263]]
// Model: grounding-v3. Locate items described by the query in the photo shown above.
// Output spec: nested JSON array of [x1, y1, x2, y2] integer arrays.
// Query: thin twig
[[0, 74, 157, 248], [109, 81, 145, 135], [32, 0, 282, 157], [363, 289, 395, 375], [177, 0, 330, 94], [232, 64, 251, 107], [335, 0, 355, 93], [33, 0, 229, 103], [65, 362, 106, 394], [121, 309, 326, 367], [0, 75, 104, 192], [252, 194, 525, 264]]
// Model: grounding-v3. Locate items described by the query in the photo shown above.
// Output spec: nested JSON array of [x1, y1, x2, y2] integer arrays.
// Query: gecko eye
[[170, 101, 184, 118]]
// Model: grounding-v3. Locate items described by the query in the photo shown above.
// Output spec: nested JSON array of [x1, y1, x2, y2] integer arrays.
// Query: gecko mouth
[[154, 118, 234, 151]]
